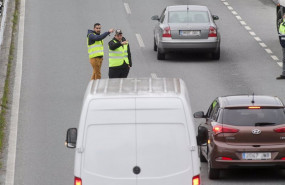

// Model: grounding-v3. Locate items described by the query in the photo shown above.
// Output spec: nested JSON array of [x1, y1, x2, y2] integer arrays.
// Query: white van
[[65, 78, 200, 185]]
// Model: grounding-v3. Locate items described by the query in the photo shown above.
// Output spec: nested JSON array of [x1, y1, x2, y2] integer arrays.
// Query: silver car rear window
[[168, 11, 209, 23], [222, 108, 285, 126]]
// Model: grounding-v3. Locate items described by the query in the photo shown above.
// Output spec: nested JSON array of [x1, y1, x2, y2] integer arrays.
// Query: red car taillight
[[216, 157, 233, 160], [75, 177, 82, 185], [192, 175, 200, 185], [162, 26, 171, 37], [274, 126, 285, 133], [208, 26, 217, 37], [213, 125, 239, 135]]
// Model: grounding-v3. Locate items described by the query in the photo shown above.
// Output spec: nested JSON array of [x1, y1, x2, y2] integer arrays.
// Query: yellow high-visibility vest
[[109, 40, 129, 67], [87, 33, 104, 58], [279, 21, 285, 35]]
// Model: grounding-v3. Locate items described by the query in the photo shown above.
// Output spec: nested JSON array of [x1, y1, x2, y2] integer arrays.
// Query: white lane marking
[[277, 62, 283, 67], [244, 26, 251, 30], [5, 0, 25, 184], [124, 3, 131, 15], [272, 55, 279, 61], [0, 0, 10, 46], [136, 34, 145, 47], [151, 73, 158, 78], [227, 6, 233, 10], [236, 16, 242, 20], [265, 48, 273, 54], [221, 1, 281, 67], [259, 43, 267, 47], [240, 21, 246, 25], [254, 37, 261, 42], [249, 31, 256, 36]]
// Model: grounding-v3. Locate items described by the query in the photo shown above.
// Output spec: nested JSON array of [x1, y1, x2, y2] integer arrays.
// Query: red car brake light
[[162, 26, 171, 37], [216, 157, 232, 160], [75, 177, 82, 185], [274, 126, 285, 133], [192, 175, 200, 185], [208, 26, 217, 37], [213, 125, 239, 135]]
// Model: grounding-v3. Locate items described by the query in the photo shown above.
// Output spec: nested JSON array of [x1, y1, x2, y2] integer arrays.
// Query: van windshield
[[222, 108, 285, 126]]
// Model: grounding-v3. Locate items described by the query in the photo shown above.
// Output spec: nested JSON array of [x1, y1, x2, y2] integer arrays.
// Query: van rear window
[[222, 108, 285, 126]]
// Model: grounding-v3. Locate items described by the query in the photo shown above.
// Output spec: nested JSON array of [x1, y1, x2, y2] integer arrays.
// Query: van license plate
[[180, 30, 200, 36], [242, 152, 271, 160]]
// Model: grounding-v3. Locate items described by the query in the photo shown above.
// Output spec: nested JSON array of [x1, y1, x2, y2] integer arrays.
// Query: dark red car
[[195, 95, 285, 179]]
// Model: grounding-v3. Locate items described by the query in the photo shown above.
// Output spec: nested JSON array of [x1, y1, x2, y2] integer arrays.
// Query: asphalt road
[[13, 0, 285, 184]]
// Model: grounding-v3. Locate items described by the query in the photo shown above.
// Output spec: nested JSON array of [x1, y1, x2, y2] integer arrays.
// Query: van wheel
[[157, 49, 165, 60], [211, 47, 220, 60], [199, 146, 207, 162], [208, 162, 220, 179], [154, 38, 157, 51]]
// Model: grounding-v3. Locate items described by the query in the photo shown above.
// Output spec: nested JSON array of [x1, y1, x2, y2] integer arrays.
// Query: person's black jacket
[[108, 37, 132, 68]]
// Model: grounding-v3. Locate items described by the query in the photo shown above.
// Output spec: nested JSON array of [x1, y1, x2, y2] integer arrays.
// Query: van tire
[[157, 49, 165, 60], [208, 163, 219, 179], [154, 38, 157, 51], [199, 147, 207, 162]]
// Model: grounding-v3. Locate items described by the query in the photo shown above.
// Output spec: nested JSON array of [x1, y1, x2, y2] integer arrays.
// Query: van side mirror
[[193, 111, 205, 118], [151, 15, 160, 21], [212, 15, 219, 20], [65, 128, 77, 148], [197, 126, 208, 145]]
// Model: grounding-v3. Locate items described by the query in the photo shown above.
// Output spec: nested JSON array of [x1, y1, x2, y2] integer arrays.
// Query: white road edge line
[[5, 0, 25, 184], [236, 16, 242, 20], [0, 0, 10, 46], [240, 21, 246, 25], [265, 48, 273, 54], [277, 62, 283, 67], [151, 73, 158, 78], [136, 34, 145, 47], [244, 26, 251, 30], [254, 37, 262, 42], [227, 6, 233, 10], [249, 31, 256, 36], [259, 43, 267, 47], [231, 11, 238, 15], [271, 55, 279, 61], [223, 2, 229, 6], [124, 3, 131, 15]]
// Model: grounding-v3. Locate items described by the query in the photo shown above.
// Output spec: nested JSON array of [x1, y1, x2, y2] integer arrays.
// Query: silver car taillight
[[162, 26, 171, 37], [208, 26, 217, 37]]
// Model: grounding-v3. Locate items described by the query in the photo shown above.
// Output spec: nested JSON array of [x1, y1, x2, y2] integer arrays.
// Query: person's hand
[[121, 41, 128, 45], [109, 28, 114, 33]]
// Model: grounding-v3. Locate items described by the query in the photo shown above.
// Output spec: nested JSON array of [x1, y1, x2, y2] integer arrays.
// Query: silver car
[[151, 5, 220, 60]]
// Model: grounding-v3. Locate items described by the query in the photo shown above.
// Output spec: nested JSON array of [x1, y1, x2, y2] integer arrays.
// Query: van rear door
[[136, 98, 193, 185], [81, 98, 136, 185]]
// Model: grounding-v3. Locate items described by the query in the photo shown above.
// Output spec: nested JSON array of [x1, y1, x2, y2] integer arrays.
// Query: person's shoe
[[276, 75, 285, 80]]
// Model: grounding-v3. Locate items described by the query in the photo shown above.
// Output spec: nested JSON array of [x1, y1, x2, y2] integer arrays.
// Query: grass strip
[[0, 0, 20, 157]]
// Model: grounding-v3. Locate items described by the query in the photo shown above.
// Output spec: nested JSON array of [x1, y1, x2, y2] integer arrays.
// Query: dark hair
[[94, 23, 101, 28]]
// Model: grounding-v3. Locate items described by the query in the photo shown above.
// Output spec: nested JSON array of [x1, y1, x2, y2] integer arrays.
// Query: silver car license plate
[[242, 152, 271, 160], [180, 30, 200, 36]]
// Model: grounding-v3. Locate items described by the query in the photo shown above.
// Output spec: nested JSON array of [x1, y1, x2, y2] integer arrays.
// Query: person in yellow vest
[[87, 23, 114, 80], [108, 29, 132, 78], [277, 14, 285, 79]]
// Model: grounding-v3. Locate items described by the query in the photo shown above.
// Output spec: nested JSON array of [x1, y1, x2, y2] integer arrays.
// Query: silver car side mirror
[[212, 15, 219, 20], [151, 15, 160, 21]]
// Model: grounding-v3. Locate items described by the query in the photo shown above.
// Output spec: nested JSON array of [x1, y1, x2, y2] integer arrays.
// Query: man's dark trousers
[[109, 67, 130, 78]]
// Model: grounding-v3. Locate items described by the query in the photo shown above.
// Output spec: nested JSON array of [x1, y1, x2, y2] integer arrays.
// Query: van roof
[[88, 78, 183, 97]]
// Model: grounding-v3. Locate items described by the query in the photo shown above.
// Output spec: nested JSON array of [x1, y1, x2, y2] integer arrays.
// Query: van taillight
[[75, 177, 82, 185], [281, 157, 285, 160], [274, 127, 285, 133], [192, 175, 200, 185], [162, 26, 171, 37], [208, 26, 217, 37], [213, 125, 239, 135]]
